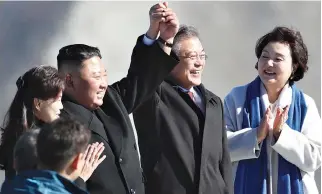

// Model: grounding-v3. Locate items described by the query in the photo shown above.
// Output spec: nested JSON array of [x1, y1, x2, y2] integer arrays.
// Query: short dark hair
[[0, 66, 64, 169], [255, 26, 309, 85], [173, 25, 200, 56], [57, 44, 102, 71], [14, 129, 40, 172], [36, 117, 91, 172]]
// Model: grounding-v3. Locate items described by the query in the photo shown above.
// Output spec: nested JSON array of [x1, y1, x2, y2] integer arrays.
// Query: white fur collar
[[260, 82, 292, 114]]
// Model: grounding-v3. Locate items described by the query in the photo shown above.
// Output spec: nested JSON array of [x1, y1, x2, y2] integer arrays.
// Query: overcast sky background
[[0, 1, 320, 190]]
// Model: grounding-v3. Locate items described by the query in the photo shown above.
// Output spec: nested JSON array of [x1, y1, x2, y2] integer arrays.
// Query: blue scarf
[[234, 76, 307, 194]]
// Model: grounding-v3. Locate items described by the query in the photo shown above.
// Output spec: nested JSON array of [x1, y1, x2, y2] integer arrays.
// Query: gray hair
[[14, 128, 40, 172], [172, 25, 201, 56]]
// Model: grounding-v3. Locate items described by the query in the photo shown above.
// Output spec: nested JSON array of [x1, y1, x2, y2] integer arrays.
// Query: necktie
[[187, 91, 195, 102]]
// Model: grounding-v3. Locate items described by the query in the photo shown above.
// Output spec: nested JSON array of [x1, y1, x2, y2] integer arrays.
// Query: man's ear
[[65, 74, 74, 88], [71, 154, 83, 170], [33, 98, 42, 111]]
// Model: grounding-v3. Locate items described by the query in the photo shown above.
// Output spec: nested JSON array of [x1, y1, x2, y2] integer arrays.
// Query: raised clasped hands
[[257, 105, 289, 143], [272, 105, 289, 139], [147, 2, 179, 42]]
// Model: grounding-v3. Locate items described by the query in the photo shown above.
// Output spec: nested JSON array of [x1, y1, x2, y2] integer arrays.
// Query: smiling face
[[34, 90, 63, 123], [171, 37, 206, 89], [71, 56, 108, 110], [257, 41, 293, 90]]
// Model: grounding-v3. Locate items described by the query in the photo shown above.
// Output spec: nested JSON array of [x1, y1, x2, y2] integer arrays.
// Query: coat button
[[119, 158, 123, 163], [130, 189, 136, 194]]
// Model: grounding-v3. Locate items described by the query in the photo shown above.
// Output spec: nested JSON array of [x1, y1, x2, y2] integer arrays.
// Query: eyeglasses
[[179, 53, 208, 61]]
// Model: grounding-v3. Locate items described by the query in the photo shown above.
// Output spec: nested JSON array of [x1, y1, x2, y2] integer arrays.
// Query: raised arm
[[110, 2, 179, 113]]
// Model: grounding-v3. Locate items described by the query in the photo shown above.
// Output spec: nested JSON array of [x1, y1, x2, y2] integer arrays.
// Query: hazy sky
[[0, 1, 320, 189]]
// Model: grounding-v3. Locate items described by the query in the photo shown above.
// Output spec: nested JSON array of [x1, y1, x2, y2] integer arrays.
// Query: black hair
[[255, 26, 309, 85], [37, 117, 90, 172], [0, 65, 64, 175], [57, 44, 102, 70]]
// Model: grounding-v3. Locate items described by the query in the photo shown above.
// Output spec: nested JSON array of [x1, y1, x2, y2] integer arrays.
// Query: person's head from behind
[[255, 26, 308, 90], [13, 129, 40, 173], [171, 25, 207, 89], [36, 117, 91, 181], [57, 44, 108, 110], [0, 66, 64, 162]]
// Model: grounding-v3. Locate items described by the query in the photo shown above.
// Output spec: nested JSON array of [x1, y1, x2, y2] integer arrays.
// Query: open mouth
[[190, 70, 201, 75], [264, 70, 276, 76], [97, 92, 105, 99]]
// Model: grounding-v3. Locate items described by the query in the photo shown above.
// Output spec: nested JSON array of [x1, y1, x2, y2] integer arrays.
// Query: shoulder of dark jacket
[[197, 84, 222, 105], [61, 98, 94, 129]]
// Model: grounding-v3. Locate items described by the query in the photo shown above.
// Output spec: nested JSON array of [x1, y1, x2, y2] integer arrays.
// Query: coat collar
[[260, 82, 292, 112], [62, 94, 123, 158], [164, 75, 217, 104]]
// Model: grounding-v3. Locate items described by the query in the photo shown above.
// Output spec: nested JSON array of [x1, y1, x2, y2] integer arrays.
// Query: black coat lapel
[[198, 87, 221, 183], [62, 101, 108, 142], [196, 84, 216, 107], [95, 108, 123, 158]]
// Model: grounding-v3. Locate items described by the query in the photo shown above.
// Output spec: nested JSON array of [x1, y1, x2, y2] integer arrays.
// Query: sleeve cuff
[[143, 34, 156, 46], [254, 128, 262, 156], [74, 177, 86, 191], [255, 142, 261, 150], [271, 124, 290, 149], [227, 127, 263, 161]]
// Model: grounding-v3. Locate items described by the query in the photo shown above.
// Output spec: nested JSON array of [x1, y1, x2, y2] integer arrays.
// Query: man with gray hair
[[133, 25, 233, 194], [13, 129, 40, 173]]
